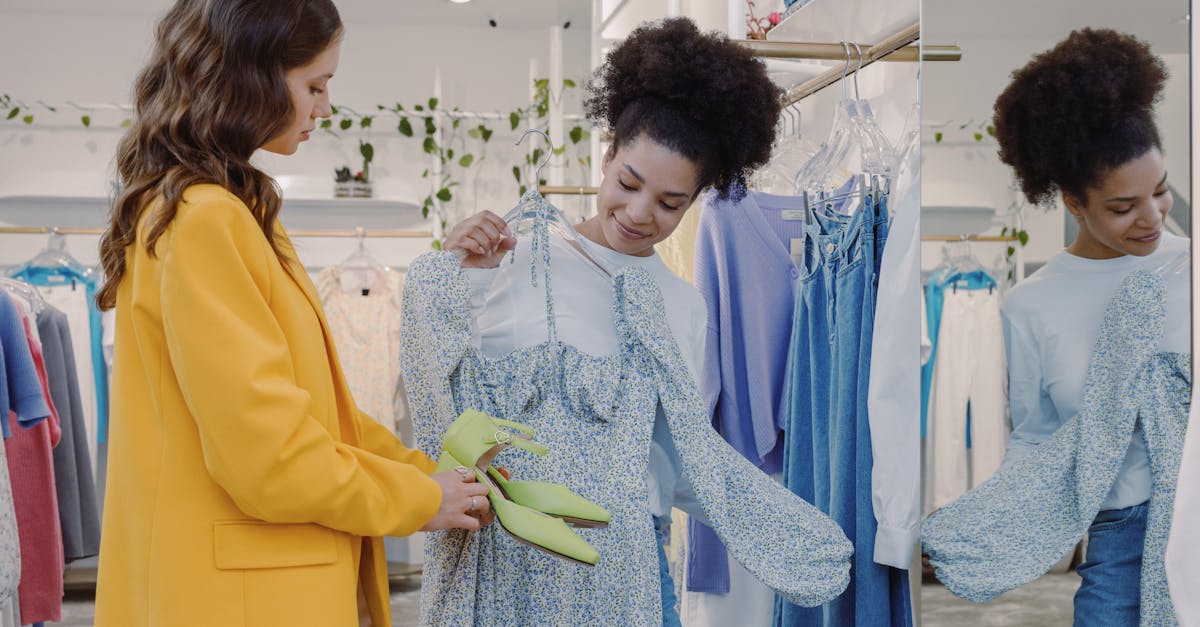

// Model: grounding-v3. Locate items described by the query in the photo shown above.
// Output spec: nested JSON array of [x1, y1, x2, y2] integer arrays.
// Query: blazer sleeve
[[159, 198, 441, 537], [356, 409, 437, 473]]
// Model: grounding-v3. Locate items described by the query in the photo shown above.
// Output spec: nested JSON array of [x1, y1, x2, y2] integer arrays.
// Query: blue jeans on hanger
[[656, 516, 683, 627], [776, 193, 911, 627], [1074, 501, 1148, 626]]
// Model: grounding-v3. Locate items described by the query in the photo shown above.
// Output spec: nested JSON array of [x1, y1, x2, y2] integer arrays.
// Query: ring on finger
[[469, 496, 480, 513]]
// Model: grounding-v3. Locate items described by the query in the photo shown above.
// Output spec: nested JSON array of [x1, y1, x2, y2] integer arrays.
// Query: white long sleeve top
[[999, 232, 1190, 511], [465, 228, 708, 523]]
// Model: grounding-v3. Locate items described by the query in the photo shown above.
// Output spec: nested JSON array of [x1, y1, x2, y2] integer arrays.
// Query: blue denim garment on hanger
[[776, 191, 913, 627], [922, 270, 1190, 626], [402, 192, 853, 626]]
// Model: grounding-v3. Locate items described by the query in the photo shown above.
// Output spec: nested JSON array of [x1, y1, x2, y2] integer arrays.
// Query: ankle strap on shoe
[[488, 429, 547, 456], [492, 417, 536, 437]]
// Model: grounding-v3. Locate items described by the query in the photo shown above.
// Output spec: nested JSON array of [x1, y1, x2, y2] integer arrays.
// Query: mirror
[[919, 0, 1191, 624]]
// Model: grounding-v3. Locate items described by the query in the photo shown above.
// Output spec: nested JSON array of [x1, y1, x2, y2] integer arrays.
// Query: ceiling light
[[449, 0, 472, 4]]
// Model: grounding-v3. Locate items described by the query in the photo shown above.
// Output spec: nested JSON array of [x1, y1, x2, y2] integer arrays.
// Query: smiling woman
[[423, 15, 856, 627], [920, 24, 1193, 627]]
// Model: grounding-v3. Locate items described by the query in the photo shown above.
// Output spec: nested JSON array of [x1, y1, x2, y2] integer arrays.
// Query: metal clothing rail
[[921, 235, 1019, 243], [760, 22, 947, 105], [0, 226, 103, 235], [0, 226, 433, 238], [287, 228, 432, 238], [738, 38, 961, 63], [539, 185, 599, 196]]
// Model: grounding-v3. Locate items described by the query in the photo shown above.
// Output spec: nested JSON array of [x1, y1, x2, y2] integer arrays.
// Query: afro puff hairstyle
[[993, 28, 1167, 206], [584, 17, 782, 199]]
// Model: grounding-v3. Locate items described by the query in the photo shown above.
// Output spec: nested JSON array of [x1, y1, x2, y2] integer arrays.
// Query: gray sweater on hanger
[[38, 306, 101, 562]]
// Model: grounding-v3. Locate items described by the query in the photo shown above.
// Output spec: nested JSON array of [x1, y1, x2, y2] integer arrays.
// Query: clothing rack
[[0, 226, 433, 238], [921, 235, 1018, 243], [288, 228, 432, 238], [738, 39, 960, 63], [539, 185, 599, 196], [749, 23, 959, 105], [0, 226, 104, 235], [923, 234, 1025, 282]]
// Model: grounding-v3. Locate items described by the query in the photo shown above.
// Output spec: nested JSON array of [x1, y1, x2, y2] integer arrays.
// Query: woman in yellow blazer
[[92, 1, 490, 625]]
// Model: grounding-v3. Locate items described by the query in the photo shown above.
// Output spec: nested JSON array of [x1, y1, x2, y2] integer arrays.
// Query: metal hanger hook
[[852, 42, 864, 101], [516, 128, 555, 188], [839, 42, 851, 101], [790, 102, 803, 139]]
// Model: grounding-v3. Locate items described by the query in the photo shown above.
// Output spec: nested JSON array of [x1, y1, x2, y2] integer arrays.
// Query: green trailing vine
[[4, 80, 593, 248], [1, 94, 130, 128], [932, 123, 996, 144]]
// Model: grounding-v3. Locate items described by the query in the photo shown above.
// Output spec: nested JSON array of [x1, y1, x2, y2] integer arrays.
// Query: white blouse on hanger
[[315, 267, 411, 443]]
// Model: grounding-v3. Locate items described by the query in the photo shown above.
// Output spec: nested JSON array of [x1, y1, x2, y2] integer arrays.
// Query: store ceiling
[[339, 0, 591, 28], [0, 0, 593, 29]]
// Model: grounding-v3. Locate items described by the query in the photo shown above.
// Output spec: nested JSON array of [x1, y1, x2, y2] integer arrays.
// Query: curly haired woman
[[924, 28, 1189, 627], [430, 16, 852, 626]]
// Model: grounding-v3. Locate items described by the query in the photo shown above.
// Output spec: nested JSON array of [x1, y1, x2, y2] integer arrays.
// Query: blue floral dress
[[401, 195, 853, 626]]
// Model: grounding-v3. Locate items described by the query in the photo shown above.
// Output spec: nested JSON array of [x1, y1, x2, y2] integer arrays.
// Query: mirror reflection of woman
[[983, 29, 1185, 625]]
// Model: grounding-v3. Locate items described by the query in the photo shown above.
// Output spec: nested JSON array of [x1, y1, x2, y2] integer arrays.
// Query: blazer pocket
[[213, 520, 337, 570]]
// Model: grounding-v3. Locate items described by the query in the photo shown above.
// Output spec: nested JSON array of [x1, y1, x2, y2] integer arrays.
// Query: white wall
[[0, 3, 591, 268]]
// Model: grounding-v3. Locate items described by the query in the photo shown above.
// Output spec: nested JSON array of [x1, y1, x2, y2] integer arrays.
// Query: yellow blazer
[[94, 184, 440, 627]]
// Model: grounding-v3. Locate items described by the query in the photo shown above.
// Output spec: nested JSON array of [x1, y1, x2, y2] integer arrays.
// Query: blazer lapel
[[275, 226, 363, 447]]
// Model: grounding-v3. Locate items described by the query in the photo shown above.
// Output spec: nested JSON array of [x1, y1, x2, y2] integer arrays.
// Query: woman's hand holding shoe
[[421, 467, 493, 531]]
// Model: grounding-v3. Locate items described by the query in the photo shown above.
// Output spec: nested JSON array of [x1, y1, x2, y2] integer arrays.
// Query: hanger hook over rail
[[516, 128, 555, 188]]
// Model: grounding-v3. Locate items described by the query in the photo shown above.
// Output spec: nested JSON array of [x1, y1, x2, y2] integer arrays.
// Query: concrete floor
[[922, 572, 1081, 627], [55, 577, 423, 626], [54, 571, 1081, 626]]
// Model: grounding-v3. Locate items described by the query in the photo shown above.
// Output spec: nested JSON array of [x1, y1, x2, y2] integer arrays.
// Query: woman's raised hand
[[444, 211, 517, 269]]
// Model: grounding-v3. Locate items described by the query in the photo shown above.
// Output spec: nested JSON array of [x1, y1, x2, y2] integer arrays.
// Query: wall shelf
[[0, 195, 429, 231], [767, 0, 918, 48]]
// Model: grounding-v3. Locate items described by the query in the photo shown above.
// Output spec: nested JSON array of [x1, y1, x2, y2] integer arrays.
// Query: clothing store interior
[[0, 0, 1195, 626]]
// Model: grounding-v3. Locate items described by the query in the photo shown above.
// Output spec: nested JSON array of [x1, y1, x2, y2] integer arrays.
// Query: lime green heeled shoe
[[484, 467, 610, 528], [440, 410, 611, 528], [438, 449, 600, 566]]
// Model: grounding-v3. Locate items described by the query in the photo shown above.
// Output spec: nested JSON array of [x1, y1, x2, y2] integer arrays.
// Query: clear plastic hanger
[[849, 42, 896, 176], [503, 129, 612, 278], [893, 101, 920, 175], [1153, 248, 1189, 277], [0, 276, 46, 315], [953, 239, 988, 276], [18, 229, 93, 278], [759, 101, 819, 195], [334, 227, 386, 295], [793, 44, 858, 195]]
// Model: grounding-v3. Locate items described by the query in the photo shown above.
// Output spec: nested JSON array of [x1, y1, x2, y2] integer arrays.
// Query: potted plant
[[333, 139, 375, 198], [334, 166, 354, 197]]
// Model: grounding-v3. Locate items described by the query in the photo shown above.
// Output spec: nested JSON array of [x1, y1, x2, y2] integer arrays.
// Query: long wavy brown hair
[[96, 0, 342, 310]]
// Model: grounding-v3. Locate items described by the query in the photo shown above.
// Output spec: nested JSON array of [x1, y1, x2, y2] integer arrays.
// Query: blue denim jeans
[[776, 193, 911, 626], [656, 517, 682, 627], [1074, 501, 1148, 626]]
